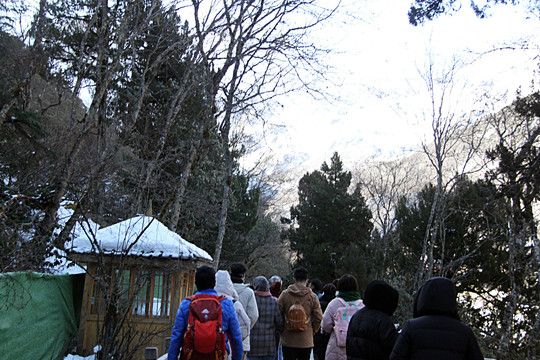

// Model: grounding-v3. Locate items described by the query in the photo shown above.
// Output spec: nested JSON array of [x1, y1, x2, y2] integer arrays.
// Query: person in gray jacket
[[231, 263, 260, 359], [249, 276, 284, 360]]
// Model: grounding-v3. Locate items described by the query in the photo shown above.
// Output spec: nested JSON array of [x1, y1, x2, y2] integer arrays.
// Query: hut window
[[90, 269, 132, 315], [133, 271, 171, 318], [152, 274, 171, 317], [90, 277, 107, 315], [116, 269, 132, 312], [179, 272, 194, 300], [133, 271, 151, 316]]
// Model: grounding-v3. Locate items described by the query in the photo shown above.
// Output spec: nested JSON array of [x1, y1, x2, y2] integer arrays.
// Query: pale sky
[[241, 0, 540, 179]]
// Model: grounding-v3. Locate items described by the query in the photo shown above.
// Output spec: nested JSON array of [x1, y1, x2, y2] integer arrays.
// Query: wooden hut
[[68, 215, 212, 358]]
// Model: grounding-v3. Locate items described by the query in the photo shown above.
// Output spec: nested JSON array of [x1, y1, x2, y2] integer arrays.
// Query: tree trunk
[[525, 206, 540, 359], [213, 163, 232, 269], [35, 0, 126, 242], [211, 29, 245, 268], [498, 199, 521, 360], [417, 180, 440, 286], [133, 75, 191, 215], [168, 135, 202, 232]]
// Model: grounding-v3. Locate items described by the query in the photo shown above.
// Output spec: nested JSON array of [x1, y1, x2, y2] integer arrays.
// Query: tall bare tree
[[170, 0, 339, 268], [354, 156, 420, 278], [28, 0, 195, 247], [414, 53, 490, 286]]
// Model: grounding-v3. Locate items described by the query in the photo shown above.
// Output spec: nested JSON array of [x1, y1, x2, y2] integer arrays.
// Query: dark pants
[[282, 346, 311, 360], [313, 332, 330, 360]]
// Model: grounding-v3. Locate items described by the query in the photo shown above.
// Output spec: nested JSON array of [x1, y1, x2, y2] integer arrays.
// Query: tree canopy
[[282, 152, 373, 284], [408, 0, 528, 25]]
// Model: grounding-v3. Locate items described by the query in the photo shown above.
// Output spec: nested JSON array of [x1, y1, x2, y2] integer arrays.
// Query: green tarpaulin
[[0, 272, 83, 360]]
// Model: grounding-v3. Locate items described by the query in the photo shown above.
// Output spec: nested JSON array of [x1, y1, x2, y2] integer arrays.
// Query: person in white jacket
[[231, 263, 259, 360], [215, 270, 252, 346]]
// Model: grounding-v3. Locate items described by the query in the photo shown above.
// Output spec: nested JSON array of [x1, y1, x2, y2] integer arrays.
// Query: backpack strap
[[336, 297, 360, 319], [287, 291, 309, 306], [187, 293, 227, 303], [343, 301, 360, 318]]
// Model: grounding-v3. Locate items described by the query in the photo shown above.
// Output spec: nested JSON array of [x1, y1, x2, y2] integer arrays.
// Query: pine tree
[[282, 152, 373, 284]]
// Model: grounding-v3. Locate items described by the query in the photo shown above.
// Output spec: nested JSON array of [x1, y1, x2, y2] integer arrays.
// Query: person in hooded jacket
[[278, 267, 323, 360], [248, 276, 284, 360], [389, 277, 483, 360], [231, 263, 260, 360], [215, 270, 252, 353], [346, 280, 399, 360], [313, 283, 336, 360], [322, 274, 364, 360]]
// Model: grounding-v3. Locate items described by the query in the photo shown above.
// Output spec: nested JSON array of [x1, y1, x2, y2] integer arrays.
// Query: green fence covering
[[0, 272, 83, 360]]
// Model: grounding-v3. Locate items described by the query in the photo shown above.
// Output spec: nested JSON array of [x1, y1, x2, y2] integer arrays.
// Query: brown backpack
[[285, 292, 309, 331]]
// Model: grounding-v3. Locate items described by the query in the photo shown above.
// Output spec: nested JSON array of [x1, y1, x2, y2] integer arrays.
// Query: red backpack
[[181, 294, 228, 360]]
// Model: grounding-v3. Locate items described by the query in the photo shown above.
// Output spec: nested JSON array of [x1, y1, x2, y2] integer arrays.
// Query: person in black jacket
[[346, 280, 399, 360], [313, 283, 337, 360], [389, 277, 484, 360]]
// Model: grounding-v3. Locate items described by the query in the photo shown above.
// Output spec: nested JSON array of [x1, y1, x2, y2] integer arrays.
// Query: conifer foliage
[[282, 152, 373, 284]]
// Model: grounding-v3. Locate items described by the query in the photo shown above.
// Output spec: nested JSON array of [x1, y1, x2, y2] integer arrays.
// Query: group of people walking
[[168, 264, 484, 360]]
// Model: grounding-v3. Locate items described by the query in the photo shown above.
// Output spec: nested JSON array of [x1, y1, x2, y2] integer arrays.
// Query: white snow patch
[[47, 248, 86, 275], [56, 204, 101, 239], [47, 204, 100, 275], [64, 355, 95, 360], [69, 215, 212, 261]]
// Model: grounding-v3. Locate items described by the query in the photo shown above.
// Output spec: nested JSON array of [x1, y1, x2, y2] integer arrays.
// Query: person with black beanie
[[230, 263, 259, 360], [168, 266, 244, 360], [313, 283, 336, 360], [346, 280, 399, 360]]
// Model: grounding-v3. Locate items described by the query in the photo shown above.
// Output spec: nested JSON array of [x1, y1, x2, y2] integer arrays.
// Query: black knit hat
[[363, 280, 399, 316], [195, 265, 216, 290]]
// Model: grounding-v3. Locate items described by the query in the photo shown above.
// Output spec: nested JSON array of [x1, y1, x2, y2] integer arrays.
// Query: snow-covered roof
[[69, 216, 212, 261], [56, 204, 101, 239], [47, 248, 87, 275]]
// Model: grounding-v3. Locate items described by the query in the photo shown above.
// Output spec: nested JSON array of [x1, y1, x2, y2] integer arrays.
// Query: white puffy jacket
[[234, 283, 259, 351], [214, 271, 251, 341]]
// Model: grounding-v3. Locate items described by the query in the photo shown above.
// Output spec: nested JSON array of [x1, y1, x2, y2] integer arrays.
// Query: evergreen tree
[[484, 92, 540, 358], [408, 0, 528, 25], [282, 152, 373, 284], [0, 28, 76, 271], [393, 177, 512, 357], [220, 173, 260, 265]]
